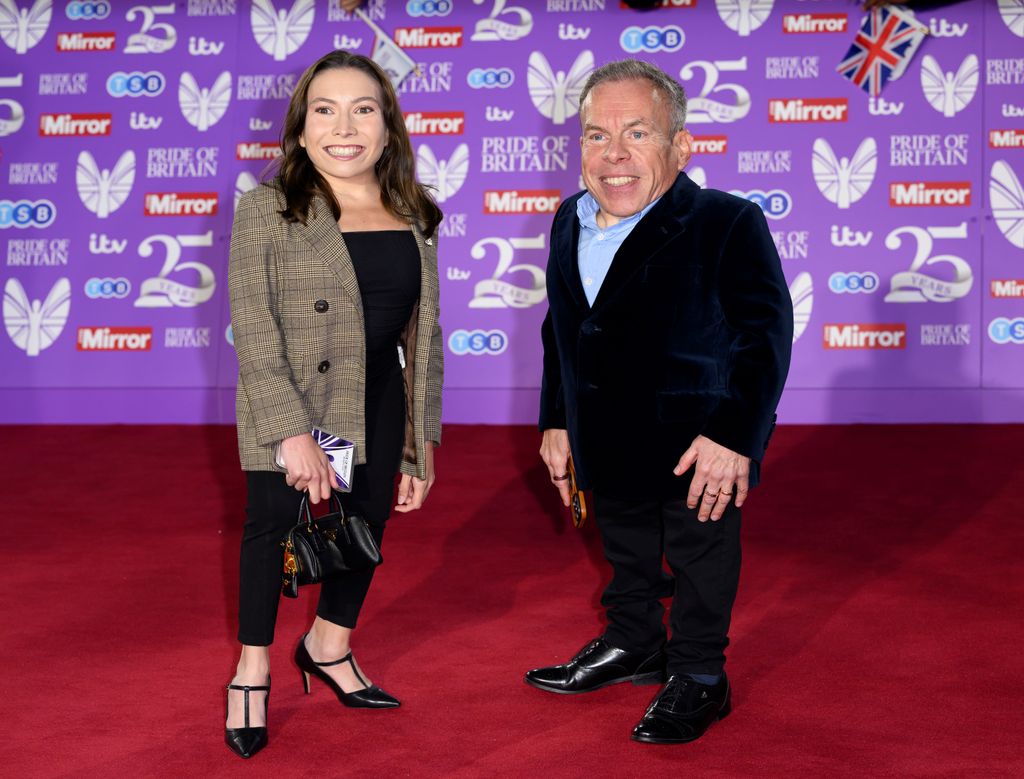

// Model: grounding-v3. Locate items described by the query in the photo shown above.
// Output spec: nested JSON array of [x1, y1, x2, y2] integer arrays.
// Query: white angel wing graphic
[[4, 277, 70, 357], [715, 0, 773, 37], [688, 166, 707, 189], [998, 0, 1024, 37], [0, 0, 51, 54], [76, 150, 134, 218], [812, 139, 842, 206], [788, 271, 813, 344], [528, 50, 593, 125], [76, 151, 104, 216], [844, 138, 877, 207], [921, 54, 977, 117], [418, 143, 469, 202], [180, 71, 232, 132], [990, 161, 1024, 249], [920, 55, 949, 115], [251, 0, 313, 62], [812, 138, 876, 210], [235, 172, 258, 212]]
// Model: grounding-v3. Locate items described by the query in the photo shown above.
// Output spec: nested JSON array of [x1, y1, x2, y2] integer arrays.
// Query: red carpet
[[1, 424, 1022, 777]]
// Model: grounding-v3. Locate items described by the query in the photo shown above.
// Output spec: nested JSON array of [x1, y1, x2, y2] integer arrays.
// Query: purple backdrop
[[2, 0, 1023, 425]]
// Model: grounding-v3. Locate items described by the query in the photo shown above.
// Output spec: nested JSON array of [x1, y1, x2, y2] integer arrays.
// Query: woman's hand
[[279, 433, 339, 503], [394, 442, 435, 513]]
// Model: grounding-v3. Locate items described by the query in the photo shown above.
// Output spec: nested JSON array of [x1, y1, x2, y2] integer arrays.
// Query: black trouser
[[593, 493, 742, 676], [237, 365, 405, 646]]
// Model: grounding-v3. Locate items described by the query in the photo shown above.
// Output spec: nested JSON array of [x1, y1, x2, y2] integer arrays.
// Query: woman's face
[[299, 67, 388, 190]]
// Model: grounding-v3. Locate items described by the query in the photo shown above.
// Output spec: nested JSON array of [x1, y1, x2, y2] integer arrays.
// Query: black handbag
[[281, 491, 382, 599]]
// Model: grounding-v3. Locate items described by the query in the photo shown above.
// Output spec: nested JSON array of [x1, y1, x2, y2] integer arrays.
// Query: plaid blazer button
[[314, 299, 329, 313], [317, 360, 330, 374]]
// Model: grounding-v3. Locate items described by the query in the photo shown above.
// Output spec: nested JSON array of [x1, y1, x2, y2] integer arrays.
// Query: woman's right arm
[[228, 191, 312, 449]]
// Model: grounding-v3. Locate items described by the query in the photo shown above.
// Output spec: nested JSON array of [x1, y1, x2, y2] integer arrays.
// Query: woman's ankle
[[235, 645, 270, 681], [307, 618, 352, 659]]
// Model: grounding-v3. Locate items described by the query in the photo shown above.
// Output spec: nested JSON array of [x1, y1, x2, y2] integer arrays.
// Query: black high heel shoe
[[224, 680, 270, 759], [294, 633, 400, 709]]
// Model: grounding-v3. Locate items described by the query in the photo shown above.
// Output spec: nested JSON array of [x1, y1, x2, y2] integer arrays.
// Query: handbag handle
[[297, 490, 345, 527]]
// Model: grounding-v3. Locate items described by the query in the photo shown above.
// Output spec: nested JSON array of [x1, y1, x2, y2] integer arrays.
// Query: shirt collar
[[576, 190, 664, 234]]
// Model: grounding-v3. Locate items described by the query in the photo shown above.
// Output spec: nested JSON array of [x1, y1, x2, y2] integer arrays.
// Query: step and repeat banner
[[1, 0, 1023, 424]]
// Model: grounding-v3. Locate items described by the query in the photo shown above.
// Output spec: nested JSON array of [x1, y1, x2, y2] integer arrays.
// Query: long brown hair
[[271, 51, 442, 238]]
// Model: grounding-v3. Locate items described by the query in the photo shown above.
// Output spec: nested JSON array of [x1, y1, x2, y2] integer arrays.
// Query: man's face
[[579, 79, 692, 228]]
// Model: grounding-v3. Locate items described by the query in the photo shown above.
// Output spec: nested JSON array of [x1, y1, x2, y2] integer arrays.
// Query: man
[[527, 60, 793, 745]]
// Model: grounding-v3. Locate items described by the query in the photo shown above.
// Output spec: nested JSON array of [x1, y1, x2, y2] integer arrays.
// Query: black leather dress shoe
[[631, 674, 731, 744], [524, 637, 665, 695]]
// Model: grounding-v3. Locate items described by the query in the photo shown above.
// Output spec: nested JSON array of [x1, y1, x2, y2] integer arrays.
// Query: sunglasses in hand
[[567, 455, 587, 529]]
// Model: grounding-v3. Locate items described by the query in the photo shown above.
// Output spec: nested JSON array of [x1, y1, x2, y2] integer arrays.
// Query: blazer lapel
[[553, 197, 590, 312], [590, 172, 699, 313], [294, 194, 364, 311]]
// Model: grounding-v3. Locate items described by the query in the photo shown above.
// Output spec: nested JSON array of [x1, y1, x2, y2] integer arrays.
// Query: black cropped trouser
[[236, 366, 405, 647], [593, 494, 742, 676]]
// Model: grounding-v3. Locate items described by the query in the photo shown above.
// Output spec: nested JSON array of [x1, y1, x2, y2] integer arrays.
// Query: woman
[[224, 50, 443, 759]]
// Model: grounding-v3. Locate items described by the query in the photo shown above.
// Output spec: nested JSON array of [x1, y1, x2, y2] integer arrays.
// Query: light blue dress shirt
[[576, 191, 664, 307]]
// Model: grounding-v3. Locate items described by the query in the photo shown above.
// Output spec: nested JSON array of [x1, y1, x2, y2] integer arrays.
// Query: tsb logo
[[988, 317, 1024, 344], [620, 25, 685, 53], [406, 0, 452, 16], [107, 71, 165, 98], [467, 68, 514, 89], [0, 200, 56, 229], [66, 1, 111, 19], [85, 277, 131, 299], [828, 272, 879, 294], [448, 329, 508, 356], [730, 189, 792, 219]]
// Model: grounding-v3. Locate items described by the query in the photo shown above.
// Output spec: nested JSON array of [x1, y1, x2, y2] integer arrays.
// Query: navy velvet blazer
[[540, 172, 793, 501]]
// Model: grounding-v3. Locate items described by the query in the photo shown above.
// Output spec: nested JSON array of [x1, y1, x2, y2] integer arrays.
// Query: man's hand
[[863, 0, 909, 9], [395, 441, 435, 513], [540, 429, 571, 507], [674, 435, 751, 522], [280, 433, 339, 503]]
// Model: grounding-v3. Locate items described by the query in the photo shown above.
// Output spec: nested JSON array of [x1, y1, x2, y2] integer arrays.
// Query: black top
[[343, 230, 420, 384]]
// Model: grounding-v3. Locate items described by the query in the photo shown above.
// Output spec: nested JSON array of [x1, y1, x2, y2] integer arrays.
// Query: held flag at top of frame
[[837, 6, 929, 98]]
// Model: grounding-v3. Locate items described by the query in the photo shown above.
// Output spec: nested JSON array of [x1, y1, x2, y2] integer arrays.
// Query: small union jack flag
[[837, 6, 929, 98]]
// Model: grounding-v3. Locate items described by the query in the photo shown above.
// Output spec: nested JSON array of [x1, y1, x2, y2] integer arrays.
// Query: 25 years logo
[[134, 232, 216, 308], [883, 223, 973, 303], [680, 58, 751, 123], [469, 234, 546, 309]]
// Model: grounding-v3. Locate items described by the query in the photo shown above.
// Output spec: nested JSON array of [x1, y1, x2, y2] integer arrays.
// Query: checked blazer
[[228, 182, 443, 479]]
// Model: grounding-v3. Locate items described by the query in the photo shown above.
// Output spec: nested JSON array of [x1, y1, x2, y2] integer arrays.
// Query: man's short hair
[[579, 59, 688, 135]]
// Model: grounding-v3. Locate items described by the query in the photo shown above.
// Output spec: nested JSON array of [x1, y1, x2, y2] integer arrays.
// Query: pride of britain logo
[[0, 0, 51, 54], [251, 0, 314, 61], [3, 277, 70, 357], [990, 161, 1024, 249], [716, 0, 774, 37], [76, 150, 135, 219], [416, 143, 468, 203], [921, 54, 979, 118], [179, 71, 232, 132], [812, 138, 877, 209], [528, 50, 593, 126]]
